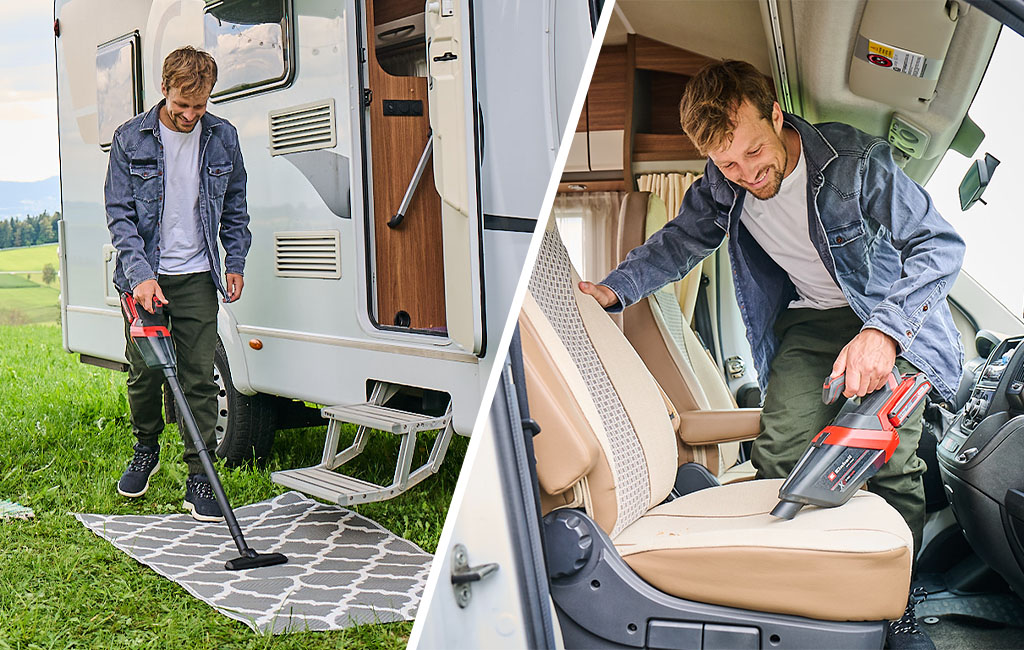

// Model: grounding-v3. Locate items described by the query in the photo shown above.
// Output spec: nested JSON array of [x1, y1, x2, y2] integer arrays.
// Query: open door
[[364, 0, 448, 333], [426, 0, 485, 355]]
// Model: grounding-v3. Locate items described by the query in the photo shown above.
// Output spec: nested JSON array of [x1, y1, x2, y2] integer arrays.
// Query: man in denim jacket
[[105, 47, 251, 522], [581, 61, 960, 646]]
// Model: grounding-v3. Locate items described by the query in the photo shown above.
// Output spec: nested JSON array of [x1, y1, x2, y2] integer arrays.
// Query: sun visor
[[849, 0, 959, 112]]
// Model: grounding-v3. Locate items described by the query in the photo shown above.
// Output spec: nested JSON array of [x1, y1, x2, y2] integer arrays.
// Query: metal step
[[272, 466, 398, 505], [271, 391, 455, 506], [321, 402, 450, 435]]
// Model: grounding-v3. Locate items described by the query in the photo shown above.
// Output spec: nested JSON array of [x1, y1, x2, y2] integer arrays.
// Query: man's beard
[[746, 166, 785, 200]]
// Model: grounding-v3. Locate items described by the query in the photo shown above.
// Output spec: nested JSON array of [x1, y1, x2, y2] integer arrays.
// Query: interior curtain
[[636, 172, 699, 222], [553, 191, 626, 282], [636, 172, 706, 318]]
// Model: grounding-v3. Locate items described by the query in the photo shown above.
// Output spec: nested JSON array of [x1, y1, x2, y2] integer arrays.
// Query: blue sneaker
[[117, 443, 160, 498], [184, 474, 224, 522]]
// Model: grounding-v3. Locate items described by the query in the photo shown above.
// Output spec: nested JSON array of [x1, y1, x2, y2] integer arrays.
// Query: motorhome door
[[362, 0, 485, 355], [426, 0, 484, 355]]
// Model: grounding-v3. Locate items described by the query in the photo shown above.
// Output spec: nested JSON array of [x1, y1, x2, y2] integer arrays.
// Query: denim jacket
[[104, 100, 251, 299], [601, 113, 965, 403]]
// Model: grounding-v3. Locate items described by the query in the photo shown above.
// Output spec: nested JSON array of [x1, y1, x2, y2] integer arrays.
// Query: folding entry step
[[272, 384, 454, 506]]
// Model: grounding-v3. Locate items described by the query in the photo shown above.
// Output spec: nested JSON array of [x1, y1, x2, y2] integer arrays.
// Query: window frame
[[96, 31, 143, 151], [204, 0, 297, 104]]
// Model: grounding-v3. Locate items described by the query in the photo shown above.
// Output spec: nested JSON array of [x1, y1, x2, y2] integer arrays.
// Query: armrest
[[676, 408, 762, 445]]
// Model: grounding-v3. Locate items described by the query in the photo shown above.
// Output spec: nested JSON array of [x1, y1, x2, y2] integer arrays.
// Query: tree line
[[0, 211, 61, 250]]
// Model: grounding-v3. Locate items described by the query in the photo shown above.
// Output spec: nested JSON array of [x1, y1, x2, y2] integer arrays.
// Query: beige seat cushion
[[613, 479, 913, 622]]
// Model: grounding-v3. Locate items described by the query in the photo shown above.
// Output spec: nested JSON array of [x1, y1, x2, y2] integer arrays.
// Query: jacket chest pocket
[[207, 163, 232, 200], [129, 160, 161, 205], [825, 221, 868, 275]]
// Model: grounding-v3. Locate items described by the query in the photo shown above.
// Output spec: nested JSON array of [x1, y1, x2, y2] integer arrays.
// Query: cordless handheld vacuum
[[770, 367, 932, 520], [121, 293, 288, 571]]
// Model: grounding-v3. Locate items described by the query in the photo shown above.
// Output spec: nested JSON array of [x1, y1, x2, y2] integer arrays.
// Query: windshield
[[925, 25, 1024, 317]]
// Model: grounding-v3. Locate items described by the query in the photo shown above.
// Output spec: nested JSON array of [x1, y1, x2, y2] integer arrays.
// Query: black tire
[[213, 340, 277, 466]]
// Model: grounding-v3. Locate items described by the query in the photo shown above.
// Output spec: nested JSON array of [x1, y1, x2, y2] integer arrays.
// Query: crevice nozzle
[[770, 500, 803, 520]]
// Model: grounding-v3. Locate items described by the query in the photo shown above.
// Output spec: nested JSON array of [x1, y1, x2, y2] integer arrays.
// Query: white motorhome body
[[54, 0, 595, 500]]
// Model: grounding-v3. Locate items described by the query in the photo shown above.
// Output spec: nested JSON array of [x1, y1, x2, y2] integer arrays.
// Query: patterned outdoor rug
[[75, 491, 431, 634]]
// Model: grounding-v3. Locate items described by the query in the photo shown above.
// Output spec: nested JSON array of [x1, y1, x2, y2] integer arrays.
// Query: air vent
[[269, 99, 337, 156], [274, 231, 342, 279]]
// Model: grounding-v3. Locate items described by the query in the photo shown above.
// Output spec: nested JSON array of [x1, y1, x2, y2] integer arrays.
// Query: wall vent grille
[[269, 99, 336, 156], [274, 231, 342, 279]]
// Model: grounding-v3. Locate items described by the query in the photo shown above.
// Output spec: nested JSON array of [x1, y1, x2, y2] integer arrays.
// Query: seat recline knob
[[543, 510, 594, 579]]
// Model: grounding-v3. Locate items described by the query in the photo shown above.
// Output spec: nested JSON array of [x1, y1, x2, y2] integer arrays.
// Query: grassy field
[[0, 244, 60, 325], [0, 325, 467, 649]]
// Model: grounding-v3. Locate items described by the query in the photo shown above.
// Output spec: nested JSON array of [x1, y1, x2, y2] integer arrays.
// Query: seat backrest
[[521, 223, 678, 538], [615, 192, 741, 473]]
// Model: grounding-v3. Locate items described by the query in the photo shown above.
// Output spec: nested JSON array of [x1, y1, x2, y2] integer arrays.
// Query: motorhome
[[54, 0, 598, 505], [414, 1, 1024, 648]]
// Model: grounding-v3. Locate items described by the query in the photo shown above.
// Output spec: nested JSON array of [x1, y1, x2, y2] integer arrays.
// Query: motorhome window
[[96, 33, 142, 151], [923, 26, 1024, 318], [204, 0, 295, 101], [373, 0, 427, 77]]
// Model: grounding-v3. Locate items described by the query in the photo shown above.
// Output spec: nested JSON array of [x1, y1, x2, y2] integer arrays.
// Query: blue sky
[[0, 3, 59, 183]]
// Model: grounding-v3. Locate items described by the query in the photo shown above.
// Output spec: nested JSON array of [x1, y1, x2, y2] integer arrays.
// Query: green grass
[[0, 244, 58, 273], [0, 244, 60, 325], [0, 283, 59, 326], [0, 325, 467, 649]]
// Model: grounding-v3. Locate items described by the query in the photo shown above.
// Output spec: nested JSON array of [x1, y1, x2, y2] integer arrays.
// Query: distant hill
[[0, 177, 60, 219]]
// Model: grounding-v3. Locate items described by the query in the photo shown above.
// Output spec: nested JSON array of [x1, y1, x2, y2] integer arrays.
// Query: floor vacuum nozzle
[[225, 551, 289, 571], [770, 500, 803, 520]]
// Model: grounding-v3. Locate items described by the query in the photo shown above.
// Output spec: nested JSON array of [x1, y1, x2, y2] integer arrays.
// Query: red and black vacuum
[[770, 367, 932, 520], [121, 293, 288, 571]]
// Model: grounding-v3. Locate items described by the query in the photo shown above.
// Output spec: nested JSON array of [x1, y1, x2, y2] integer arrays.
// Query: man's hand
[[224, 273, 244, 303], [831, 328, 899, 398], [133, 278, 168, 314], [577, 281, 619, 308]]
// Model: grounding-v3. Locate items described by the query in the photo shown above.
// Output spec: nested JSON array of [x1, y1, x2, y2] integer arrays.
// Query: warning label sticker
[[855, 35, 942, 80]]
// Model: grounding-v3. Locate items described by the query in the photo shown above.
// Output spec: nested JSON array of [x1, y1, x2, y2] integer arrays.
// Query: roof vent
[[269, 99, 337, 156], [274, 231, 342, 279]]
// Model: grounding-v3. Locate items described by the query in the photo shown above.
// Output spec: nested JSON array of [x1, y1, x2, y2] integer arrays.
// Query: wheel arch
[[217, 306, 255, 396]]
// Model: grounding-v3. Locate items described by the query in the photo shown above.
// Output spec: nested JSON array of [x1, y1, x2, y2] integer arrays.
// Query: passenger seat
[[522, 222, 912, 632], [615, 191, 756, 482]]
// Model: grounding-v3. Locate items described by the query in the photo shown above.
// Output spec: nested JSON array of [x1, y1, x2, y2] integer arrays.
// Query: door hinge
[[363, 88, 373, 107], [450, 543, 499, 608]]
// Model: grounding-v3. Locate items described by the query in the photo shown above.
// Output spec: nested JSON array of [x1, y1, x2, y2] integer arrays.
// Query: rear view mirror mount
[[959, 152, 1000, 211]]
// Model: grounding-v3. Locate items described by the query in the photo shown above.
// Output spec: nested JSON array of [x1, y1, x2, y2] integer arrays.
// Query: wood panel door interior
[[366, 0, 447, 332]]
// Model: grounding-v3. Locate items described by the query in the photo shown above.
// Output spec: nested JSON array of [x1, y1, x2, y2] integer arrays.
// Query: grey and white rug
[[75, 491, 431, 634]]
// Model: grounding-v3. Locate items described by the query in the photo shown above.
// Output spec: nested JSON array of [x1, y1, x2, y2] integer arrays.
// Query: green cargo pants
[[751, 306, 927, 557], [123, 272, 219, 476]]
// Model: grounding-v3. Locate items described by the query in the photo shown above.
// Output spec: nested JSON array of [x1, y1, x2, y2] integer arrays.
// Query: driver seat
[[521, 223, 912, 639]]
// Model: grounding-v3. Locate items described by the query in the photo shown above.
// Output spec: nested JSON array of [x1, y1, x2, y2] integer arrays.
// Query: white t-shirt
[[157, 120, 210, 275], [739, 137, 848, 310]]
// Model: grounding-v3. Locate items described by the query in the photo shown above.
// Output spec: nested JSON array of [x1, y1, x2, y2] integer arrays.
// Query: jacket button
[[835, 236, 844, 244], [906, 330, 913, 337], [922, 304, 928, 311]]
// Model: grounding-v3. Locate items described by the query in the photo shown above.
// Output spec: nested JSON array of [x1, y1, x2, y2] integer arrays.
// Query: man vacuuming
[[580, 60, 964, 649], [105, 46, 251, 522]]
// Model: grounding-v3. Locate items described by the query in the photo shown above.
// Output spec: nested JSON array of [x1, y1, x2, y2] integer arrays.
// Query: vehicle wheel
[[213, 340, 277, 466]]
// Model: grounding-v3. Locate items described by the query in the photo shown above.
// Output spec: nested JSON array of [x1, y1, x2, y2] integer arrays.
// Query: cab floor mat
[[75, 491, 430, 634], [917, 592, 1024, 627], [924, 615, 1024, 650]]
